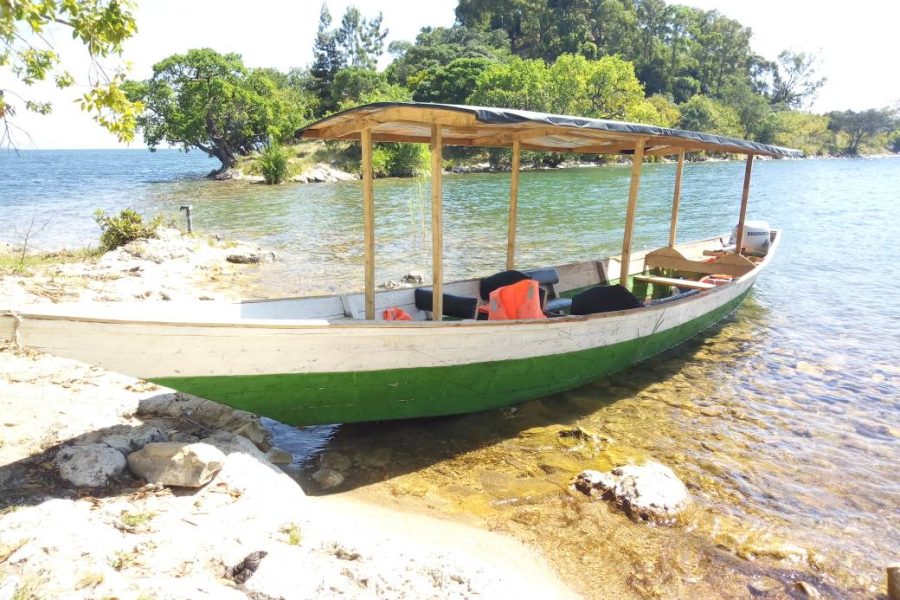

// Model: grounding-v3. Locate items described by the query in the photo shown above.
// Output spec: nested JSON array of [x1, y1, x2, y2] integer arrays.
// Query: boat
[[0, 102, 800, 426]]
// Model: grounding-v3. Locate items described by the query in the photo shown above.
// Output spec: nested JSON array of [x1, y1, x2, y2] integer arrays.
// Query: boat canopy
[[294, 101, 794, 321], [297, 102, 802, 158]]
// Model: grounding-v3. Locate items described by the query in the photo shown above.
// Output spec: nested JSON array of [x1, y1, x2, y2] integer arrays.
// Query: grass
[[0, 247, 103, 276], [75, 571, 104, 590], [280, 522, 302, 546], [118, 510, 157, 532]]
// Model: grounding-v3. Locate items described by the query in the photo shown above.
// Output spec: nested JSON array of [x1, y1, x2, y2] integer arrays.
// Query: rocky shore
[[0, 231, 574, 599]]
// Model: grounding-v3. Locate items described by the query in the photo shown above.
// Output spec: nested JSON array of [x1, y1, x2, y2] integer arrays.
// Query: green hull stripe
[[151, 291, 749, 425]]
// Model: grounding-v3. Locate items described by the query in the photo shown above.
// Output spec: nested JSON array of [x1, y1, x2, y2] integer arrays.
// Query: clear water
[[2, 150, 898, 597]]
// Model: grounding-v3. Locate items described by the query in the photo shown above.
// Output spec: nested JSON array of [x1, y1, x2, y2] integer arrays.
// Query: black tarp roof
[[297, 102, 802, 158]]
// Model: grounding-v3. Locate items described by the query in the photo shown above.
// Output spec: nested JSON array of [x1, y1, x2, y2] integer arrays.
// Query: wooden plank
[[633, 275, 716, 290], [734, 154, 754, 255], [361, 127, 375, 320], [668, 149, 685, 248], [619, 138, 646, 289], [506, 139, 521, 270], [644, 249, 755, 277], [431, 124, 444, 321]]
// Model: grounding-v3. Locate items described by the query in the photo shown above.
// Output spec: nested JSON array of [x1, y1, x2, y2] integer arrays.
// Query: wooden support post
[[431, 125, 444, 321], [668, 149, 685, 248], [887, 564, 900, 600], [734, 154, 754, 256], [361, 127, 375, 320], [619, 139, 646, 290], [506, 139, 521, 270]]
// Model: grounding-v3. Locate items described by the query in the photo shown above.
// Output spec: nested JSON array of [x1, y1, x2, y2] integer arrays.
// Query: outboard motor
[[730, 220, 771, 253]]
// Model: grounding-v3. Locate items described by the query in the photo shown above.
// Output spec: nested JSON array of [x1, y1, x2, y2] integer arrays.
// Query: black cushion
[[479, 270, 530, 300], [570, 285, 644, 315], [414, 288, 478, 319]]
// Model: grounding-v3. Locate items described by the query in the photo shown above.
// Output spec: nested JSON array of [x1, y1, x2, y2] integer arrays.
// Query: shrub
[[94, 208, 165, 251], [371, 143, 430, 178], [258, 144, 291, 184]]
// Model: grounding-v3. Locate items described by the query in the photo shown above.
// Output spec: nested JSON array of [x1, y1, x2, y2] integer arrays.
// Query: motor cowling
[[730, 220, 771, 253]]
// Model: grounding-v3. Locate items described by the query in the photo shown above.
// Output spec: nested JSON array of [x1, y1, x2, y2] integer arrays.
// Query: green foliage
[[469, 54, 650, 122], [335, 7, 388, 70], [309, 4, 388, 114], [125, 49, 310, 172], [769, 51, 826, 109], [386, 25, 510, 86], [94, 209, 165, 252], [644, 95, 681, 128], [371, 143, 430, 177], [678, 95, 743, 138], [467, 56, 550, 110], [411, 58, 492, 104], [331, 68, 410, 112], [826, 108, 898, 155], [0, 0, 142, 144], [258, 145, 291, 184], [770, 111, 832, 155]]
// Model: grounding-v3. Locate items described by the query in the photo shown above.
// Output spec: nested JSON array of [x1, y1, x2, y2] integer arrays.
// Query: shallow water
[[3, 151, 899, 596]]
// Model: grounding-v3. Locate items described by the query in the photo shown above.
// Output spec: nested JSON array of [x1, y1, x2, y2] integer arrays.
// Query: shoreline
[[0, 232, 577, 599]]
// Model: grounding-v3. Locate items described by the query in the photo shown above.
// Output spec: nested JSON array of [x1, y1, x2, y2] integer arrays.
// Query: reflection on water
[[5, 151, 900, 597]]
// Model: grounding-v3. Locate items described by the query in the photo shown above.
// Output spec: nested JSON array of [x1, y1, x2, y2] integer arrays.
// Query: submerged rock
[[56, 443, 127, 487], [573, 461, 690, 524], [312, 468, 345, 490], [127, 442, 225, 487], [226, 250, 276, 264]]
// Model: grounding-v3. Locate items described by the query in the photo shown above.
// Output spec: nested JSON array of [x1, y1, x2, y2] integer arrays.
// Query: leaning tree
[[126, 49, 305, 174]]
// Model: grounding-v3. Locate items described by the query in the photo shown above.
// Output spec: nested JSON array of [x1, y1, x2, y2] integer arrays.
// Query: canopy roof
[[297, 102, 802, 158]]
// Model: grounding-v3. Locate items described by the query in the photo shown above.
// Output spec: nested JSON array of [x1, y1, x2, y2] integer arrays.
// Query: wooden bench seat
[[633, 275, 716, 290]]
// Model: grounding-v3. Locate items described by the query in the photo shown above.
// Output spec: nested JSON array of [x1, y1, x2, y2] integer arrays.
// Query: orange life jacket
[[488, 279, 546, 320], [383, 306, 413, 321]]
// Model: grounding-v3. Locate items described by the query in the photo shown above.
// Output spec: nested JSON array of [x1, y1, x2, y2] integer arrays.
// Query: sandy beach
[[0, 232, 576, 599]]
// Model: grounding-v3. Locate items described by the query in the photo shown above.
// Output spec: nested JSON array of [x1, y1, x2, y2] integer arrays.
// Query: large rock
[[201, 431, 268, 461], [574, 461, 690, 524], [72, 423, 168, 454], [137, 393, 272, 451], [127, 442, 225, 487], [226, 250, 276, 264], [56, 443, 126, 487]]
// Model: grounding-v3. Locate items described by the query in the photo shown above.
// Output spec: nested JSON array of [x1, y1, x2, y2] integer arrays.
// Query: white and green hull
[[0, 234, 776, 425]]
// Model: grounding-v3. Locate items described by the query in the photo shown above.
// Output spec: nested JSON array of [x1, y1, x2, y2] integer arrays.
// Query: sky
[[2, 0, 897, 149]]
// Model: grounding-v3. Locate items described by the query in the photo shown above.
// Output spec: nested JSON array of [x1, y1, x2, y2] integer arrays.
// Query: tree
[[827, 108, 897, 155], [769, 50, 825, 109], [770, 110, 832, 155], [0, 0, 141, 145], [125, 49, 309, 174], [309, 4, 344, 106], [411, 58, 492, 104], [678, 95, 742, 137], [335, 6, 387, 70], [385, 25, 509, 86]]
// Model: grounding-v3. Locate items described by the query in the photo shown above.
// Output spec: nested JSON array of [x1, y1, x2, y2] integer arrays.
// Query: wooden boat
[[0, 103, 799, 425]]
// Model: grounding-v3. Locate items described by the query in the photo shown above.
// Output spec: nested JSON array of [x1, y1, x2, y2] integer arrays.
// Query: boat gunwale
[[3, 231, 780, 331]]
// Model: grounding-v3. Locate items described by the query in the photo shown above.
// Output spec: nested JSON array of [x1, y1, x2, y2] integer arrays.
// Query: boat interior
[[232, 232, 772, 323], [6, 232, 775, 329]]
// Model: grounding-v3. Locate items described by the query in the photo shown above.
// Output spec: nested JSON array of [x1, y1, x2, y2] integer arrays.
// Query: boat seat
[[479, 270, 530, 300], [414, 288, 478, 319], [647, 289, 700, 306], [570, 285, 644, 315], [633, 275, 716, 290]]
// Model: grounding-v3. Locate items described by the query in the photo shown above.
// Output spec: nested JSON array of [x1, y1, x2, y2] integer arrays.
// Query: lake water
[[2, 149, 898, 597]]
